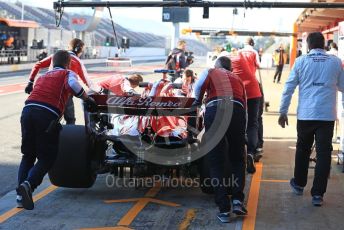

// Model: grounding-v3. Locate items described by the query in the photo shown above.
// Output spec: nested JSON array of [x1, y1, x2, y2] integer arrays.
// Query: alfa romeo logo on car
[[106, 96, 184, 108]]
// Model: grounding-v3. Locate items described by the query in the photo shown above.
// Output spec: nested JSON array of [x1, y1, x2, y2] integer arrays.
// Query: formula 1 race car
[[48, 70, 212, 191]]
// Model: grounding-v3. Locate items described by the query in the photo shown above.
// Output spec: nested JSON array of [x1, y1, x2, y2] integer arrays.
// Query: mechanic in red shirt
[[16, 50, 97, 210], [24, 38, 101, 124], [193, 56, 247, 223], [229, 37, 262, 174], [98, 74, 143, 95]]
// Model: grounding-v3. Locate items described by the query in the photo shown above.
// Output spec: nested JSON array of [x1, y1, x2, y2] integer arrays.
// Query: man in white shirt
[[279, 32, 344, 206]]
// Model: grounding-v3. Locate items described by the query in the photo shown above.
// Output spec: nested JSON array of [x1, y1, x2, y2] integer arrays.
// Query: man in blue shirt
[[279, 32, 344, 206]]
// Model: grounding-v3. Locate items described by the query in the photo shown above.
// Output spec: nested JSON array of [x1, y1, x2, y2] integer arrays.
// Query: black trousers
[[64, 96, 75, 124], [294, 120, 334, 197], [204, 102, 246, 213], [247, 97, 261, 155], [257, 84, 264, 149], [18, 106, 61, 191], [273, 64, 284, 83]]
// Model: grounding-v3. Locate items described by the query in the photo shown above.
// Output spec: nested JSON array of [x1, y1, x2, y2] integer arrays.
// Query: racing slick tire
[[48, 125, 97, 188]]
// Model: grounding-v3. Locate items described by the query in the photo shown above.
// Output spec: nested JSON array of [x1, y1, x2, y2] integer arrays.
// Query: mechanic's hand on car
[[24, 81, 33, 94], [278, 114, 288, 128], [84, 96, 98, 112]]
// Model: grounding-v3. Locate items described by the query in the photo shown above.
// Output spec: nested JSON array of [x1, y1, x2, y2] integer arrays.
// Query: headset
[[73, 40, 83, 54]]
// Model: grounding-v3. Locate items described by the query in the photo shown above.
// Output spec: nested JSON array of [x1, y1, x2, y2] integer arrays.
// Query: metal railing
[[0, 49, 28, 64]]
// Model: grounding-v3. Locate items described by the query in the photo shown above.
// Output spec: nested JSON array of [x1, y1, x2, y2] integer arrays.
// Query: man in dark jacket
[[165, 40, 193, 81]]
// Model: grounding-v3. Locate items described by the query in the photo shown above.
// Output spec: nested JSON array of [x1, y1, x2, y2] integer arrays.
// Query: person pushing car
[[16, 50, 97, 210]]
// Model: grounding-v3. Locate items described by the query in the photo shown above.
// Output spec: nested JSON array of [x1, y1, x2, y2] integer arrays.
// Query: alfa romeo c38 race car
[[48, 70, 212, 193]]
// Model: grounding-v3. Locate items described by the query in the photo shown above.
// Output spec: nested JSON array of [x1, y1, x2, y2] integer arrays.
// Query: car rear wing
[[90, 95, 197, 116]]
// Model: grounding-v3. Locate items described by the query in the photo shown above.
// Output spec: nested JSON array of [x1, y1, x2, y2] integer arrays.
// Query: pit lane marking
[[178, 208, 197, 230], [0, 185, 58, 224], [80, 182, 180, 229], [260, 179, 289, 183], [242, 162, 263, 230]]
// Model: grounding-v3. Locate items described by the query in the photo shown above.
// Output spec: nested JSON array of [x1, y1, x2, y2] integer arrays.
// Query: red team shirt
[[26, 68, 84, 116], [229, 45, 261, 99], [29, 51, 101, 92], [193, 68, 247, 108], [98, 75, 133, 95]]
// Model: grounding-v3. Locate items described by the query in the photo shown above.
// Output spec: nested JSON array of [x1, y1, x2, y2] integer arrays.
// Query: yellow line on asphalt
[[149, 198, 180, 207], [91, 182, 179, 229], [260, 179, 289, 183], [116, 181, 181, 226], [116, 182, 162, 226], [242, 162, 263, 230], [178, 209, 197, 230], [144, 182, 161, 197], [104, 198, 139, 203], [0, 185, 58, 224], [117, 199, 149, 226]]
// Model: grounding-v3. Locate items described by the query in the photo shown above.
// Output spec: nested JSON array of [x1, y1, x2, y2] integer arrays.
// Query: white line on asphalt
[[0, 90, 23, 96]]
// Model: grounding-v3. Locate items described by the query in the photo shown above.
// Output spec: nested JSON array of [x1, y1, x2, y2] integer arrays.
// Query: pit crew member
[[193, 56, 247, 223], [16, 50, 97, 210]]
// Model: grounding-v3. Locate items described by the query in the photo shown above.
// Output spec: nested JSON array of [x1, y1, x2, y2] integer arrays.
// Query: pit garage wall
[[97, 47, 165, 59], [27, 27, 75, 61], [26, 27, 165, 61]]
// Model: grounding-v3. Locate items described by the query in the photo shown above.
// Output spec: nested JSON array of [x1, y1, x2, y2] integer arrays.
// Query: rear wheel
[[48, 125, 97, 188]]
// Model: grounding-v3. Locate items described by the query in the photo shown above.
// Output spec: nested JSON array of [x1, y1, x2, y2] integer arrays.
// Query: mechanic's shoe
[[247, 154, 256, 174], [290, 178, 304, 195], [217, 212, 231, 223], [17, 181, 34, 210], [312, 196, 323, 207], [256, 148, 263, 154], [16, 195, 23, 208], [232, 200, 248, 216], [254, 154, 262, 163]]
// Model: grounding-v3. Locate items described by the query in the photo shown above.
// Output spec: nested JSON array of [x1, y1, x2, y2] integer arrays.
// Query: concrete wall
[[96, 47, 165, 58], [0, 47, 166, 72]]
